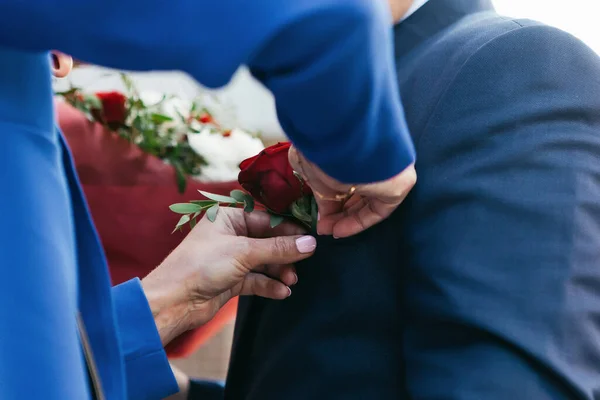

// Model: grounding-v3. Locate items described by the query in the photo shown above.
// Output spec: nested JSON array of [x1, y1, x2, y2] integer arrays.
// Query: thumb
[[244, 235, 317, 268]]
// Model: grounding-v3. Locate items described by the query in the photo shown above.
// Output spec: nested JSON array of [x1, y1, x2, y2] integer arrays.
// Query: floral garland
[[56, 73, 261, 192]]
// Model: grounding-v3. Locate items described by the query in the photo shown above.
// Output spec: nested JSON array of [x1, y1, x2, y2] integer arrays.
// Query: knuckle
[[271, 236, 292, 257], [233, 238, 254, 267], [404, 166, 417, 187]]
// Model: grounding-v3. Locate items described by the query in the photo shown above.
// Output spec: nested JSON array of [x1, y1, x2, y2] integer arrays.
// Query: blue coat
[[0, 1, 414, 399], [226, 0, 600, 399]]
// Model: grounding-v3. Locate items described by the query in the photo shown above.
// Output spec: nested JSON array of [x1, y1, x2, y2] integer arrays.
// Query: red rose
[[238, 142, 312, 213], [95, 91, 128, 125]]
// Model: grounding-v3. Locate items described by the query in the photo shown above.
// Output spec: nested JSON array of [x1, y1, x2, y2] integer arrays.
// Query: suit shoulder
[[419, 17, 600, 153], [466, 19, 599, 69]]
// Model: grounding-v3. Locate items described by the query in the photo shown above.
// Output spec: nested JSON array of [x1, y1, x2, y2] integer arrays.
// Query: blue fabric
[[0, 1, 417, 398], [226, 0, 600, 399], [113, 279, 176, 399], [0, 0, 414, 183], [0, 48, 177, 398]]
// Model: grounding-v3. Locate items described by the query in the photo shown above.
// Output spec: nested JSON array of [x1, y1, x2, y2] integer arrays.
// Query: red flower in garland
[[238, 142, 312, 213], [95, 91, 128, 125]]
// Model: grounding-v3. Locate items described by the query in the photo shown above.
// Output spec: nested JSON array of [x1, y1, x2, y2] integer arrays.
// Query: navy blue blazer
[[226, 1, 600, 399], [0, 1, 414, 399]]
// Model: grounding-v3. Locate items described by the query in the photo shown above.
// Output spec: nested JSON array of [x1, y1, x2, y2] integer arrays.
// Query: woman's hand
[[289, 146, 416, 238], [141, 208, 316, 345], [50, 51, 73, 78]]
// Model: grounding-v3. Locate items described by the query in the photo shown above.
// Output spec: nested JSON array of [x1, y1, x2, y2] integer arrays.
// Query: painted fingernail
[[296, 235, 317, 253], [292, 273, 299, 285], [287, 287, 292, 297]]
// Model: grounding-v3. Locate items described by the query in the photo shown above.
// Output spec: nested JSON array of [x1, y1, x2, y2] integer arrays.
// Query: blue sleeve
[[0, 0, 414, 183], [112, 278, 178, 400]]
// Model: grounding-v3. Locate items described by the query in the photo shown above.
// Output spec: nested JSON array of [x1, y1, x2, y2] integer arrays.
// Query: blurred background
[[52, 0, 600, 383]]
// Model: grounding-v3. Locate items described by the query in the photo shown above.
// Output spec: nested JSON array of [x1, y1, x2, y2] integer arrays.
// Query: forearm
[[250, 0, 414, 183], [0, 0, 414, 184]]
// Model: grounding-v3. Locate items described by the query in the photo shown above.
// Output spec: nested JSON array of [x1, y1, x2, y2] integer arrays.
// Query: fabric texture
[[226, 0, 600, 399]]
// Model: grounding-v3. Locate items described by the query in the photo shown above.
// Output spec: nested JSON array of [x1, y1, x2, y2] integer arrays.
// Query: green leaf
[[243, 196, 255, 213], [206, 204, 219, 222], [190, 200, 217, 208], [169, 203, 202, 214], [198, 190, 236, 204], [84, 93, 102, 109], [151, 113, 174, 123], [270, 214, 285, 228], [173, 161, 187, 193], [190, 217, 197, 229], [173, 214, 190, 233], [229, 190, 247, 202], [230, 190, 255, 212], [291, 200, 312, 223]]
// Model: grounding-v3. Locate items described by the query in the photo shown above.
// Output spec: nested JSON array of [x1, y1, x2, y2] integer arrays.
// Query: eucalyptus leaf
[[199, 191, 236, 204], [270, 214, 285, 228], [190, 200, 217, 208], [173, 214, 191, 233], [243, 195, 255, 213], [151, 113, 174, 123], [230, 190, 247, 203], [206, 204, 219, 222], [84, 94, 102, 109], [170, 203, 202, 214], [190, 217, 197, 229]]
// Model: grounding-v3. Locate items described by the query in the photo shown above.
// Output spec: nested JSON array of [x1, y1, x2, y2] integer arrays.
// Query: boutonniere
[[170, 142, 318, 231]]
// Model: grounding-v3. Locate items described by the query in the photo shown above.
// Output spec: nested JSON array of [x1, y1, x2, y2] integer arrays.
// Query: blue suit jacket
[[0, 1, 414, 399], [226, 1, 600, 399]]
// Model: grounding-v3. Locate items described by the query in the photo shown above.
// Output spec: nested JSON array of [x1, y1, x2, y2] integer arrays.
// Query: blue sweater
[[0, 0, 414, 182], [0, 1, 413, 399]]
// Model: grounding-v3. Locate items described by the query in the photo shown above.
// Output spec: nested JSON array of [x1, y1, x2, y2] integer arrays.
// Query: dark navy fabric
[[226, 0, 600, 399]]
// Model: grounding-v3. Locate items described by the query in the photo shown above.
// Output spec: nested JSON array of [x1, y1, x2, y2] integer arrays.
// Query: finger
[[317, 196, 365, 235], [314, 197, 343, 235], [244, 234, 316, 267], [260, 264, 298, 286], [50, 51, 73, 78], [239, 273, 292, 299], [331, 201, 398, 238], [243, 209, 308, 238]]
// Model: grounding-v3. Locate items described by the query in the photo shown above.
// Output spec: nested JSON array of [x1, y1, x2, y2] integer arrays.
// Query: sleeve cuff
[[313, 116, 416, 184], [112, 278, 178, 399]]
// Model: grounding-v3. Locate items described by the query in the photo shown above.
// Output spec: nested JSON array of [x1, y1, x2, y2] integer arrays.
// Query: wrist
[[142, 273, 191, 346]]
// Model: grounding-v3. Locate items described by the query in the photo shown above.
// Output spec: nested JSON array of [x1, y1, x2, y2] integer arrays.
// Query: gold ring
[[313, 185, 356, 202]]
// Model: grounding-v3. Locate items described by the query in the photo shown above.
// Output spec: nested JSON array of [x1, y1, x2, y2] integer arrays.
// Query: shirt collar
[[400, 0, 430, 22]]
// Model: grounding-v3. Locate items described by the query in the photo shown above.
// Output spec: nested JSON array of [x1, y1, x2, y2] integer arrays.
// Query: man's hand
[[141, 208, 317, 345], [289, 146, 416, 238]]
